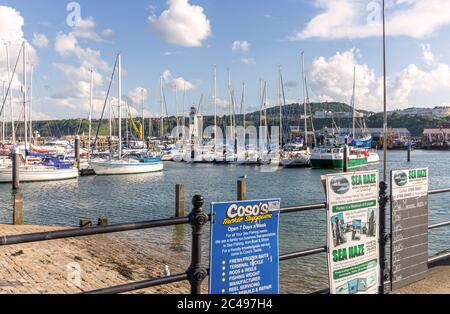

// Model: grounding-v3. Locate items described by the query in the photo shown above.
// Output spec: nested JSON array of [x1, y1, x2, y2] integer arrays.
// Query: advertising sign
[[391, 168, 429, 290], [325, 170, 380, 294], [209, 199, 280, 294]]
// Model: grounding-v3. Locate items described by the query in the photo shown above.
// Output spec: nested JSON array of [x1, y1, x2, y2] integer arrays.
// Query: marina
[[0, 150, 449, 293], [0, 0, 450, 300]]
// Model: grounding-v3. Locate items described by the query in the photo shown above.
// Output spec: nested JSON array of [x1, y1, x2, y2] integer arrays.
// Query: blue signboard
[[209, 199, 281, 294]]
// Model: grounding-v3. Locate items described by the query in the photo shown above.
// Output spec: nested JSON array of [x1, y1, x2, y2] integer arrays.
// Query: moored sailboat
[[90, 53, 163, 175]]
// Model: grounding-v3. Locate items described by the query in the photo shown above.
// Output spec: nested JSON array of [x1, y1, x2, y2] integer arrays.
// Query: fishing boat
[[90, 53, 163, 176], [310, 145, 369, 169]]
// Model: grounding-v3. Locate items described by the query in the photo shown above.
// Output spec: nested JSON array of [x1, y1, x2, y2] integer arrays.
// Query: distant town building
[[317, 127, 410, 138], [388, 106, 450, 118], [423, 127, 450, 148], [314, 111, 365, 119], [432, 106, 450, 117]]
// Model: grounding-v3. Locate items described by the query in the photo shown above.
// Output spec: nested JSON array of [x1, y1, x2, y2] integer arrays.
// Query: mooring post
[[75, 135, 81, 171], [343, 144, 349, 173], [187, 195, 208, 294], [407, 141, 411, 162], [378, 181, 390, 294], [97, 217, 108, 226], [237, 177, 247, 201], [79, 219, 92, 228], [175, 184, 185, 217], [12, 147, 20, 190], [12, 192, 24, 225]]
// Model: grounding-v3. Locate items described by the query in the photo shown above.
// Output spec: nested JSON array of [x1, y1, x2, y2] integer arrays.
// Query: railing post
[[187, 195, 208, 294], [378, 181, 390, 294]]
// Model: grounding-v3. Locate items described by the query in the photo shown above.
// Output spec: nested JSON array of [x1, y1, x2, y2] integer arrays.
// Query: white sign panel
[[325, 170, 380, 294]]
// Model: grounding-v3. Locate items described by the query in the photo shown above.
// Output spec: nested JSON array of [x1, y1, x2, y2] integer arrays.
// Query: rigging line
[[1, 45, 22, 117], [240, 84, 245, 116], [77, 118, 83, 135], [280, 70, 287, 144], [93, 54, 118, 152], [305, 76, 317, 146], [162, 85, 169, 117]]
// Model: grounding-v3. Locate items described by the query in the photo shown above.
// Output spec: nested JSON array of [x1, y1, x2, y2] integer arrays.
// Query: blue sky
[[2, 0, 450, 120]]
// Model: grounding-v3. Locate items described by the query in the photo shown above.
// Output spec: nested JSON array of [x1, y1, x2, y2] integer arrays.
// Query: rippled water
[[0, 150, 449, 292]]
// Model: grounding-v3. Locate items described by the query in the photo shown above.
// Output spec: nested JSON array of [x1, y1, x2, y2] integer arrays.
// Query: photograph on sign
[[390, 168, 429, 290], [209, 199, 280, 294], [325, 171, 380, 294]]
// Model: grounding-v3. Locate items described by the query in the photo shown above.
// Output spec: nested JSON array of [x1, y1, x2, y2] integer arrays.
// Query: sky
[[2, 0, 450, 120]]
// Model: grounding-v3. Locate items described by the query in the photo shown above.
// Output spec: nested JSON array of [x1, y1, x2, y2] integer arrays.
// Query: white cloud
[[72, 16, 115, 42], [232, 40, 250, 53], [32, 32, 49, 48], [0, 6, 38, 74], [162, 69, 195, 91], [148, 0, 212, 47], [387, 61, 450, 108], [307, 46, 450, 111], [232, 40, 255, 65], [241, 57, 256, 65], [51, 19, 114, 118], [292, 0, 450, 40], [308, 48, 377, 110], [421, 43, 436, 66], [127, 87, 149, 105], [54, 32, 110, 71]]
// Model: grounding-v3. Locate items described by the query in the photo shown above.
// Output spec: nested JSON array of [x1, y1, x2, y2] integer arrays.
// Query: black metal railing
[[0, 185, 449, 294]]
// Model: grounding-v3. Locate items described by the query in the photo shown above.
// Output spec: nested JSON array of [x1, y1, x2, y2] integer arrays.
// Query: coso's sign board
[[209, 199, 280, 294]]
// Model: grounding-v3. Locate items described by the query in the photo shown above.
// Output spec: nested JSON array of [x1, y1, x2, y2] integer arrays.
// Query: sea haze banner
[[325, 170, 380, 294], [209, 199, 280, 294]]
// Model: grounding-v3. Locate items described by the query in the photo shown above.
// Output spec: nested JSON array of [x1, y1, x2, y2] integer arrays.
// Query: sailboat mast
[[29, 65, 33, 142], [175, 85, 179, 140], [227, 68, 233, 138], [141, 88, 145, 141], [382, 0, 388, 182], [118, 53, 122, 159], [182, 82, 186, 134], [23, 41, 28, 151], [109, 99, 112, 139], [352, 66, 356, 140], [242, 83, 246, 131], [214, 66, 217, 148], [2, 81, 5, 144], [301, 51, 307, 147], [160, 76, 164, 139], [89, 68, 93, 152], [6, 43, 15, 144], [278, 66, 283, 147]]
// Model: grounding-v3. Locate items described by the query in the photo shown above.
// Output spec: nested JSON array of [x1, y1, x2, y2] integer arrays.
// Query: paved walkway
[[393, 258, 450, 294], [1, 224, 448, 294], [0, 224, 191, 294]]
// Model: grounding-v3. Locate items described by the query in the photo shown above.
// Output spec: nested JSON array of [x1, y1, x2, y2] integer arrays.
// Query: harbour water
[[0, 150, 449, 292]]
